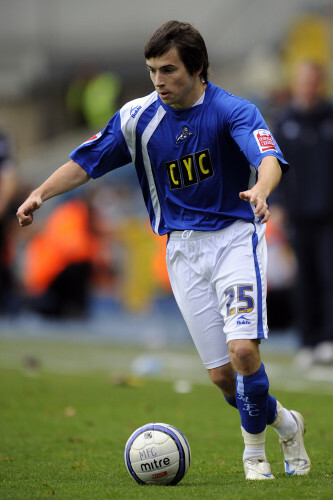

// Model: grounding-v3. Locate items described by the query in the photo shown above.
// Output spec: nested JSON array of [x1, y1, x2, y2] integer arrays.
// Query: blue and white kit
[[70, 81, 289, 368], [70, 82, 288, 235]]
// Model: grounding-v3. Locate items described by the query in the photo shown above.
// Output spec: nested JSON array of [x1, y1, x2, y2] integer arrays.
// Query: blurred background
[[1, 0, 333, 375]]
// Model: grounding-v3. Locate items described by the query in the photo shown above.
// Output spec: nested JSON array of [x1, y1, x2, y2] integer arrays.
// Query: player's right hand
[[16, 196, 42, 227]]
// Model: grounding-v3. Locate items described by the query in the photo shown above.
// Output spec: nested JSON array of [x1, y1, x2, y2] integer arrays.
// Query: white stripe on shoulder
[[120, 91, 158, 162], [141, 105, 166, 233]]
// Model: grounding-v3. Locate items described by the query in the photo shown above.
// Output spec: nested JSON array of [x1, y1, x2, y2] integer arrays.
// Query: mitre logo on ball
[[124, 422, 191, 486]]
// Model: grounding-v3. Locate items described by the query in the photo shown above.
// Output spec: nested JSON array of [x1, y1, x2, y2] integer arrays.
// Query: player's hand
[[239, 189, 270, 224], [16, 195, 43, 227]]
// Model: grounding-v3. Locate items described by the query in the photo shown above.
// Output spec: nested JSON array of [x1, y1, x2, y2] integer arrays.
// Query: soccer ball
[[124, 422, 191, 485]]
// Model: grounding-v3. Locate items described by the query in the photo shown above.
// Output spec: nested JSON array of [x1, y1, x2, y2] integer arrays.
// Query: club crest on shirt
[[176, 126, 195, 144], [253, 129, 277, 153]]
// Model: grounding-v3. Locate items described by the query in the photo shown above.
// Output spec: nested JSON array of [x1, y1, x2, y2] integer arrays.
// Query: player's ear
[[193, 65, 203, 78]]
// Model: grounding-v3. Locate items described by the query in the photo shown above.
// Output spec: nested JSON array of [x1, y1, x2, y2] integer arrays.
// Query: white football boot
[[244, 457, 275, 480], [279, 410, 311, 475]]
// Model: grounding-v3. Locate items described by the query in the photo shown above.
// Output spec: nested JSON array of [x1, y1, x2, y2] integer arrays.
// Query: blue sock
[[222, 368, 277, 425], [224, 391, 277, 425], [224, 394, 238, 408], [236, 363, 269, 434], [267, 394, 277, 425]]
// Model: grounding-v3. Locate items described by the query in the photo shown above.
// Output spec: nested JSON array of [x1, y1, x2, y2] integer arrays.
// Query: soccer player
[[16, 20, 310, 480]]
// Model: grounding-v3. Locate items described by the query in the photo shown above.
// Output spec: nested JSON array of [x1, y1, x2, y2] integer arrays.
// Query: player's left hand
[[16, 194, 43, 227], [239, 189, 270, 224]]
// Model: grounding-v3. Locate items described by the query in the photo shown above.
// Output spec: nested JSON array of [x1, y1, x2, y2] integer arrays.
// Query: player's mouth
[[159, 91, 171, 99]]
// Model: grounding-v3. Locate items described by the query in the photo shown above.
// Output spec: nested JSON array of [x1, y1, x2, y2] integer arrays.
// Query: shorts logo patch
[[254, 129, 277, 153], [237, 315, 251, 325]]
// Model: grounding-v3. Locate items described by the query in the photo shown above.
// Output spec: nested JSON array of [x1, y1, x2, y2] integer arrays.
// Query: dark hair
[[144, 20, 210, 83]]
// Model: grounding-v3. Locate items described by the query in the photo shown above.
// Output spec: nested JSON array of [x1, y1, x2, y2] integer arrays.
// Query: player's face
[[292, 62, 325, 109], [146, 47, 204, 110]]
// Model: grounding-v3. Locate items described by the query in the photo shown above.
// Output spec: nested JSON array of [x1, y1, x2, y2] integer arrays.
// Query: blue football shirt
[[70, 82, 288, 235]]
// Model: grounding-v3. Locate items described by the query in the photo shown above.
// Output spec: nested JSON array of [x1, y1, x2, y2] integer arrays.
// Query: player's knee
[[228, 339, 260, 375], [208, 364, 236, 396]]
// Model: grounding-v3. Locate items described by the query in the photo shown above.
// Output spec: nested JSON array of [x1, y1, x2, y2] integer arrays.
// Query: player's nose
[[154, 71, 164, 87]]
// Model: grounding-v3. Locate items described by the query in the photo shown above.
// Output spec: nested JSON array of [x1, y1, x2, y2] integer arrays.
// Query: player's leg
[[208, 362, 235, 398], [229, 339, 309, 478], [167, 226, 273, 478], [270, 402, 311, 475], [209, 364, 286, 426], [212, 222, 272, 478], [166, 231, 233, 392], [167, 227, 310, 477], [167, 228, 273, 479], [215, 221, 310, 477], [226, 338, 273, 479], [210, 345, 310, 476]]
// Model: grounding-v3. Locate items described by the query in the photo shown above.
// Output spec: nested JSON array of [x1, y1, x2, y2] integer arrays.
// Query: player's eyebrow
[[146, 64, 177, 72]]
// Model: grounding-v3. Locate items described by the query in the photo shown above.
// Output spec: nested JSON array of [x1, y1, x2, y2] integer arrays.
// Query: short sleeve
[[228, 100, 288, 172], [69, 112, 132, 179]]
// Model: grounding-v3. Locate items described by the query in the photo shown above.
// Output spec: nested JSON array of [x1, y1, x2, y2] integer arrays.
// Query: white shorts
[[166, 221, 268, 369]]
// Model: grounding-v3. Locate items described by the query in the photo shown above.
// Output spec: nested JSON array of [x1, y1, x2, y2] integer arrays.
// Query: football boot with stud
[[243, 457, 275, 480], [279, 410, 311, 475]]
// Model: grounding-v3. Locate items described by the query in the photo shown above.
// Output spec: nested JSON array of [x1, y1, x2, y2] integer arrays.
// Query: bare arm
[[239, 155, 282, 224], [16, 160, 90, 227]]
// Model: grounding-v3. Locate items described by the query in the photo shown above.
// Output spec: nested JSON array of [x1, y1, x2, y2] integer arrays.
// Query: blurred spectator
[[22, 197, 101, 318], [66, 67, 94, 127], [66, 70, 121, 130], [266, 206, 297, 330], [151, 231, 172, 296], [118, 218, 172, 312], [0, 127, 18, 314], [273, 60, 333, 366]]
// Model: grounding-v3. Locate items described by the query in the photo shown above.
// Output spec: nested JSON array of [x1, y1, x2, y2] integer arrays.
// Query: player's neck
[[192, 80, 207, 105], [172, 80, 207, 110]]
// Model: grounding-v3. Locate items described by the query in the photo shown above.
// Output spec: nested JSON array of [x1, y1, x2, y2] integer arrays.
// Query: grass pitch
[[0, 337, 332, 499]]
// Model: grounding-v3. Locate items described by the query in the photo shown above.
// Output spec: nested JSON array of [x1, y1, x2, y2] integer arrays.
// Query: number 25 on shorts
[[224, 285, 254, 316]]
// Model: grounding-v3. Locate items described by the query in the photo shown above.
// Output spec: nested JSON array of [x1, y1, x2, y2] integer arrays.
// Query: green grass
[[0, 338, 332, 499]]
